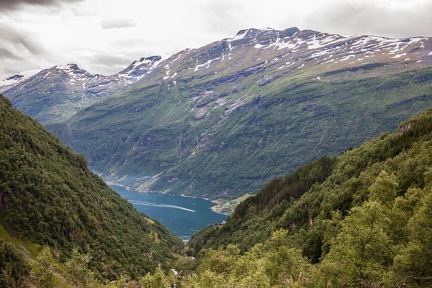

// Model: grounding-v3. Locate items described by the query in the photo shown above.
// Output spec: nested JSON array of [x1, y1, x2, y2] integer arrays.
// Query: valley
[[2, 28, 432, 202], [40, 28, 432, 200], [1, 24, 432, 286], [110, 185, 227, 241]]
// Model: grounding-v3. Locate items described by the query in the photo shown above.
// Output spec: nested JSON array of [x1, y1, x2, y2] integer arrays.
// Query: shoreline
[[107, 181, 230, 216], [106, 179, 244, 216]]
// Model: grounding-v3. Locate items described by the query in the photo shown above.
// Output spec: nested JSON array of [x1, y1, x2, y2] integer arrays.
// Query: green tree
[[30, 246, 56, 288], [260, 229, 310, 287], [368, 170, 398, 206], [140, 266, 171, 288], [186, 269, 227, 288], [0, 240, 30, 287], [197, 245, 240, 275], [390, 190, 432, 287], [65, 248, 96, 287], [318, 201, 394, 287], [186, 230, 311, 287]]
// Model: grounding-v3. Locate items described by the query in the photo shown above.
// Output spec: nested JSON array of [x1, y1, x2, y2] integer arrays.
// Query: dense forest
[[0, 94, 183, 286], [2, 87, 432, 287], [182, 106, 432, 287]]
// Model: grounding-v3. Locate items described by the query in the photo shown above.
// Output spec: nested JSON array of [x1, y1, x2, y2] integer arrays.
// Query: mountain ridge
[[0, 56, 163, 125], [3, 27, 432, 200]]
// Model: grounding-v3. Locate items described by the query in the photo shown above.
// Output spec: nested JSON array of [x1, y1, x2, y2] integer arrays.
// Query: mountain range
[[2, 27, 432, 200], [0, 56, 162, 125]]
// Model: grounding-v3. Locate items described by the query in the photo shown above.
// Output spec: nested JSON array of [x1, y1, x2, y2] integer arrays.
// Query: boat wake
[[128, 200, 196, 213]]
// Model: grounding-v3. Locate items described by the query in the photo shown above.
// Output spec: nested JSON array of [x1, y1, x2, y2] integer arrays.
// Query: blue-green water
[[110, 185, 227, 240]]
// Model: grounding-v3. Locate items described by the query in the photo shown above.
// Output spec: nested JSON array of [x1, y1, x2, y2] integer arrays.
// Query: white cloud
[[0, 0, 430, 78], [101, 18, 137, 29]]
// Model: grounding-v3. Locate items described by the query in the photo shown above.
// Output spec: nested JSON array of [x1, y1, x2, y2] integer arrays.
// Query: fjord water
[[110, 185, 227, 240]]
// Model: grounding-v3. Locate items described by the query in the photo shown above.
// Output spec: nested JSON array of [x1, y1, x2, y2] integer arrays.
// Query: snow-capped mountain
[[0, 69, 41, 92], [116, 27, 431, 122], [117, 55, 164, 82], [0, 57, 162, 124], [146, 26, 431, 87], [2, 27, 432, 199], [3, 27, 431, 126], [52, 27, 432, 199]]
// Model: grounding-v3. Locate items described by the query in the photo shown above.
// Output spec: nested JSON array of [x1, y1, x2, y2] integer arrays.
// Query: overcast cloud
[[0, 0, 83, 10], [0, 0, 431, 78]]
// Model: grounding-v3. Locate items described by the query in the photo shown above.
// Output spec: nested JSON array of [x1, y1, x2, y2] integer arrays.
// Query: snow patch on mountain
[[53, 63, 81, 71], [194, 58, 220, 72], [118, 55, 164, 82], [0, 69, 40, 92]]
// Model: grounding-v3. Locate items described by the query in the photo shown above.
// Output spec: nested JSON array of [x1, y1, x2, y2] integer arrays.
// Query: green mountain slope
[[0, 95, 183, 283], [4, 28, 431, 200], [185, 106, 432, 287], [53, 28, 432, 199]]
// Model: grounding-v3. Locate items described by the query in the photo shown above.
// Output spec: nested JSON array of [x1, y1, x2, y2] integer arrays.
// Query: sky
[[0, 0, 431, 78]]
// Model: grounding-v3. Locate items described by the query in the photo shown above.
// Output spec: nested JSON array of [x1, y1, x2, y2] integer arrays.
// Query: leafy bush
[[0, 240, 30, 287]]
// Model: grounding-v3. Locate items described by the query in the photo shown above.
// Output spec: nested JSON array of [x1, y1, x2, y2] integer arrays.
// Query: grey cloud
[[0, 23, 48, 77], [308, 2, 432, 38], [198, 1, 248, 35], [0, 0, 84, 11], [0, 47, 19, 60], [87, 54, 139, 76], [0, 58, 40, 77], [90, 54, 130, 67], [0, 23, 45, 57], [101, 18, 137, 29]]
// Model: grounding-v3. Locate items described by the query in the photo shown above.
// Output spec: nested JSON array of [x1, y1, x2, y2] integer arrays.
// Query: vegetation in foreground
[[180, 106, 432, 287], [0, 94, 183, 286], [2, 90, 432, 287]]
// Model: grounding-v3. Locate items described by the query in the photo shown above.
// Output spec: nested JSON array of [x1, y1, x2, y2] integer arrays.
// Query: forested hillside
[[0, 94, 183, 286], [184, 106, 432, 287]]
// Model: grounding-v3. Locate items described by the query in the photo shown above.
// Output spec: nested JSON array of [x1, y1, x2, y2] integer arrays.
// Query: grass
[[0, 222, 41, 258], [0, 222, 14, 243]]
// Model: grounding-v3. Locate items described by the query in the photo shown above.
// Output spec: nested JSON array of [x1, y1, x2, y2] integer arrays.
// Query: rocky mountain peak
[[52, 63, 81, 71], [0, 56, 166, 125], [139, 55, 162, 63], [5, 74, 24, 81], [232, 28, 270, 40], [118, 55, 163, 80], [47, 63, 92, 79], [0, 69, 40, 93], [229, 27, 300, 42]]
